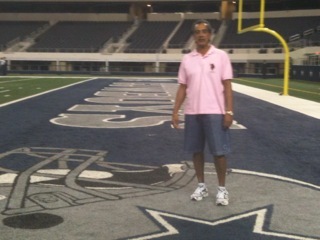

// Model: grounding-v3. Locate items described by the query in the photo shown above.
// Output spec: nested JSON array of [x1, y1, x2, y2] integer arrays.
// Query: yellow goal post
[[237, 0, 290, 95]]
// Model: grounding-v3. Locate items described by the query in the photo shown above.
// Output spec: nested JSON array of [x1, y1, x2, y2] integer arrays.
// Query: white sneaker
[[216, 187, 229, 206], [190, 185, 209, 201]]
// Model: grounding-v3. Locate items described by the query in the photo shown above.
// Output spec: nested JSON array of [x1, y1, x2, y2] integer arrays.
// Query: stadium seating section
[[0, 17, 319, 53], [124, 21, 178, 53], [28, 21, 132, 52], [220, 16, 320, 49], [0, 21, 48, 51]]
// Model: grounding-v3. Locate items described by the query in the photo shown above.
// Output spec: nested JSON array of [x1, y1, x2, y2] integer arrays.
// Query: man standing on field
[[172, 19, 234, 206]]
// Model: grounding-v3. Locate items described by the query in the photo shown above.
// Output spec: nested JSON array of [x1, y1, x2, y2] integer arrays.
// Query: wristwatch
[[225, 111, 234, 116]]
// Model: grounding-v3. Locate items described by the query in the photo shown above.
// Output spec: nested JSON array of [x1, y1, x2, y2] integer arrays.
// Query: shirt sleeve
[[178, 56, 187, 84], [222, 52, 233, 81]]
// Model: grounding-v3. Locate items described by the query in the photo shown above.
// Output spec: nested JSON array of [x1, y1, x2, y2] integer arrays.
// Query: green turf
[[0, 76, 90, 104], [233, 78, 320, 103]]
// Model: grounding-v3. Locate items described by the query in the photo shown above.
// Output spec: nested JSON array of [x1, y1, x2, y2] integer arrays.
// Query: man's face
[[193, 23, 211, 48]]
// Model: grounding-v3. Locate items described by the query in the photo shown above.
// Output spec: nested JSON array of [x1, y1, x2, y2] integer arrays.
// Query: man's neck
[[197, 44, 211, 56]]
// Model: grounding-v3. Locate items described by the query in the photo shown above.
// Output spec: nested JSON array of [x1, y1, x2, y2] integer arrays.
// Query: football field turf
[[0, 76, 90, 105], [0, 76, 319, 239]]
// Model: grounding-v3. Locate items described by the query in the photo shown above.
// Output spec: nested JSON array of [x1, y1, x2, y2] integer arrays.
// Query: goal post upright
[[237, 0, 290, 96]]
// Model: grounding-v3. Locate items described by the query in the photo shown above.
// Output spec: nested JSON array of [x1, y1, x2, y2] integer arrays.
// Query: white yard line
[[0, 77, 97, 107], [0, 76, 89, 78], [0, 76, 89, 84], [0, 78, 36, 84], [233, 83, 320, 120]]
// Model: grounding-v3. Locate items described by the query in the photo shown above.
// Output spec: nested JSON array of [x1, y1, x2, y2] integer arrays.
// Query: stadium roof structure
[[0, 0, 319, 13]]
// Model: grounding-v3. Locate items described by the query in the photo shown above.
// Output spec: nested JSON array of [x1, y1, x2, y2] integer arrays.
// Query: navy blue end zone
[[1, 77, 318, 185], [0, 78, 183, 166], [0, 77, 319, 239], [231, 91, 320, 186]]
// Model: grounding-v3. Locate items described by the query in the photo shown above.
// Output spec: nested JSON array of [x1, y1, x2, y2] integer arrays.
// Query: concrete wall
[[2, 47, 317, 63]]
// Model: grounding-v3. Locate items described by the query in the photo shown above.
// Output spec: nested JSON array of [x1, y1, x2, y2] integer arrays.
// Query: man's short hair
[[192, 19, 213, 34]]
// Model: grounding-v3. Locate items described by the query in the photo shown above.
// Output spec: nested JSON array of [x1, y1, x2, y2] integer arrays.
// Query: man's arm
[[223, 79, 233, 128], [172, 84, 187, 129]]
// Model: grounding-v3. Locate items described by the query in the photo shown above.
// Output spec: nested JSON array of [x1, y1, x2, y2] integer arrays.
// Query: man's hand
[[172, 113, 180, 129], [172, 84, 186, 129], [223, 114, 233, 129]]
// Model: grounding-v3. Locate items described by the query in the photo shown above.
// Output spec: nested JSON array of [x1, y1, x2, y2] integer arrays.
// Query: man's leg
[[214, 155, 229, 205], [190, 151, 208, 201], [193, 152, 205, 183], [214, 155, 227, 186]]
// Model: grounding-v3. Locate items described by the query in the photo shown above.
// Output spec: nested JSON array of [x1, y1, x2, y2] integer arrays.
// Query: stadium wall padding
[[291, 65, 320, 82]]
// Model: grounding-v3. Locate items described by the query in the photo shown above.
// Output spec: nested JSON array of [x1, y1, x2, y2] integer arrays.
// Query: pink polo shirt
[[178, 45, 233, 114]]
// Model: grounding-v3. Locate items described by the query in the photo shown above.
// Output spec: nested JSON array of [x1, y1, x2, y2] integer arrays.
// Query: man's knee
[[214, 155, 226, 161]]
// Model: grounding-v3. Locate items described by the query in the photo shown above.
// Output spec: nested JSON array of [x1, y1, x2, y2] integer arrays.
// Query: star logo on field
[[127, 205, 318, 240]]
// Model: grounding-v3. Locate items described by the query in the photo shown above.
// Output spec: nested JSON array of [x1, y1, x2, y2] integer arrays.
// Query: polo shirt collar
[[191, 45, 215, 57]]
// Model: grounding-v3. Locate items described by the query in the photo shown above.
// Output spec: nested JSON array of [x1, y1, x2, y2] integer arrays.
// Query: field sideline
[[0, 75, 319, 105], [233, 77, 320, 102]]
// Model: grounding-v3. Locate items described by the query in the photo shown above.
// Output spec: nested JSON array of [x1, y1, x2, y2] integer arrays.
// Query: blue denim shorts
[[184, 114, 231, 156]]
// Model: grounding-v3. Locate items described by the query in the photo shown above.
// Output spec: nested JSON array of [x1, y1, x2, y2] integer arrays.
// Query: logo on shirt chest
[[210, 63, 215, 71]]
